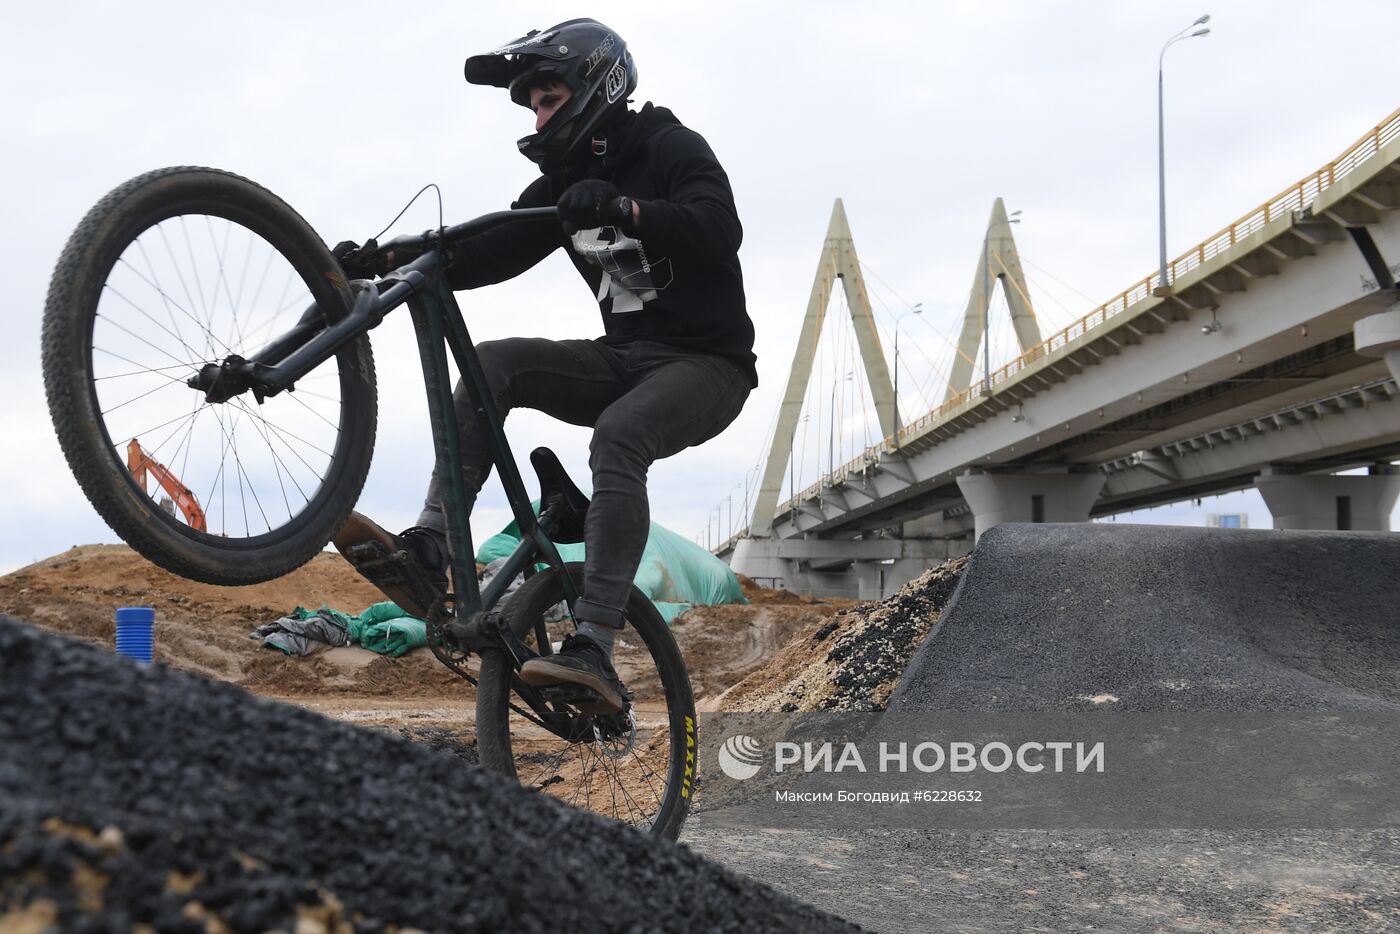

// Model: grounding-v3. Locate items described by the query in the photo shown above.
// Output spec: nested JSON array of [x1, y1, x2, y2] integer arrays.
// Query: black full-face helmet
[[464, 18, 639, 173]]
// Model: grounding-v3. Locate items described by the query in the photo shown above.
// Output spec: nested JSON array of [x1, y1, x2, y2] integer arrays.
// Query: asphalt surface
[[689, 524, 1400, 932], [0, 613, 860, 933], [889, 523, 1400, 713]]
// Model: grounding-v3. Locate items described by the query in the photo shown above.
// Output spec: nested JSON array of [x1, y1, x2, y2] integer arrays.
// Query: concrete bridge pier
[[729, 537, 966, 600], [955, 468, 1106, 542], [1254, 466, 1400, 531], [1355, 305, 1400, 384]]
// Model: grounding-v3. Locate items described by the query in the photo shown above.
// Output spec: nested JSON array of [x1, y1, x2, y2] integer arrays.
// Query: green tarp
[[476, 500, 747, 623], [290, 602, 426, 657]]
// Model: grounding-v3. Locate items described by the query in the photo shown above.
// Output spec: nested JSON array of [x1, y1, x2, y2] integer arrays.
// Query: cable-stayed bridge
[[722, 107, 1400, 598]]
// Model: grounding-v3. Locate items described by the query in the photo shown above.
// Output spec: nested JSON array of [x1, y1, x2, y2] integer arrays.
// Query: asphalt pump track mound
[[889, 523, 1400, 713], [684, 524, 1400, 933], [0, 613, 860, 932]]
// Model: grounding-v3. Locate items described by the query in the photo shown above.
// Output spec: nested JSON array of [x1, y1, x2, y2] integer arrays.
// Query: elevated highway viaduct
[[730, 110, 1400, 598]]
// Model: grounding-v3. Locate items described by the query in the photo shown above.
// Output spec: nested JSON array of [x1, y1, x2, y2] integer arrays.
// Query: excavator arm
[[126, 440, 208, 532]]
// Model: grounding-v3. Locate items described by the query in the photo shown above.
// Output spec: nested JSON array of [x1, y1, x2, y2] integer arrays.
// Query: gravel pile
[[719, 558, 967, 712], [0, 614, 860, 933]]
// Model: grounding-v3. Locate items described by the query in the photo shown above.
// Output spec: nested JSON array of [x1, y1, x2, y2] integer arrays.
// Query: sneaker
[[519, 633, 629, 714], [333, 512, 448, 618]]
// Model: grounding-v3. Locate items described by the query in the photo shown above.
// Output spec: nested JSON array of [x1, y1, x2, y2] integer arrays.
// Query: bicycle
[[41, 166, 697, 839]]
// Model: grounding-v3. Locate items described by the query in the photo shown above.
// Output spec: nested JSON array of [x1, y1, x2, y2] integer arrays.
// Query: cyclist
[[333, 18, 756, 713]]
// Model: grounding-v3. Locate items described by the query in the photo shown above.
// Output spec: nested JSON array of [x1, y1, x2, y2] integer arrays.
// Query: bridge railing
[[772, 106, 1400, 525]]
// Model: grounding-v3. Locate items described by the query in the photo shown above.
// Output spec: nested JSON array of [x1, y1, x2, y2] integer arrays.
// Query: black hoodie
[[445, 104, 757, 386]]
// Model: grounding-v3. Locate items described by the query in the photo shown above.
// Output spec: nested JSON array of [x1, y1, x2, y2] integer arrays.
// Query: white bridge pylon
[[748, 197, 1044, 539], [945, 197, 1042, 400], [749, 199, 897, 537]]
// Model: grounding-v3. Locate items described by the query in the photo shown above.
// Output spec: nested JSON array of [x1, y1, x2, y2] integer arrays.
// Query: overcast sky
[[3, 1, 1397, 574]]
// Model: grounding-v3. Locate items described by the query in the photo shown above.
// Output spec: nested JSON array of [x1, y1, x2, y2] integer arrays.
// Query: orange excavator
[[126, 439, 208, 532]]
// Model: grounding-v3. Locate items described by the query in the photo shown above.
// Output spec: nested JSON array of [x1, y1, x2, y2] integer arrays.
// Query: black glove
[[331, 238, 386, 280], [556, 180, 629, 234]]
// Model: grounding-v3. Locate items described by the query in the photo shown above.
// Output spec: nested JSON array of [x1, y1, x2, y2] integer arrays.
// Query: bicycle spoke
[[289, 387, 343, 406], [113, 257, 230, 364], [601, 752, 652, 827], [100, 287, 209, 371], [282, 383, 342, 434], [100, 378, 188, 419], [205, 406, 235, 535], [241, 408, 336, 472], [108, 406, 212, 452], [242, 240, 278, 340], [178, 216, 213, 349], [140, 407, 203, 465], [207, 215, 248, 353], [135, 238, 189, 356], [93, 359, 202, 382], [231, 397, 304, 517]]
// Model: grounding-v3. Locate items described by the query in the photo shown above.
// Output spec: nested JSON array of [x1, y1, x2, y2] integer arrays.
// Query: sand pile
[[0, 544, 469, 698], [712, 557, 967, 713], [670, 576, 855, 702]]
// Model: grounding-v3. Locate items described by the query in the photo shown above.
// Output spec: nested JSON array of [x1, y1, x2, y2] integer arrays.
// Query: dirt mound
[[0, 544, 425, 693], [0, 613, 860, 933], [736, 573, 827, 605], [713, 557, 968, 713], [671, 598, 857, 703], [0, 544, 853, 708]]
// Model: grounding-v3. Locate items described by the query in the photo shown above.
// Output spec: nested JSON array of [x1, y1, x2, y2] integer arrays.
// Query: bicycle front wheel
[[476, 563, 697, 840], [41, 166, 377, 584]]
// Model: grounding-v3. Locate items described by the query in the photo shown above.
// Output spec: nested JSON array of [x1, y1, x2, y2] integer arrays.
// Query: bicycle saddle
[[530, 447, 591, 544]]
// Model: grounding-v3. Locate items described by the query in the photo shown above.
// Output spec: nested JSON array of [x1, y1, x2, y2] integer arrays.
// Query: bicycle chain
[[424, 593, 477, 685]]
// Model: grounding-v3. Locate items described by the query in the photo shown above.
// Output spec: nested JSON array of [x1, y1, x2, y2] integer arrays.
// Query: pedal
[[536, 683, 606, 708], [534, 681, 634, 716], [339, 539, 440, 618], [343, 541, 410, 580]]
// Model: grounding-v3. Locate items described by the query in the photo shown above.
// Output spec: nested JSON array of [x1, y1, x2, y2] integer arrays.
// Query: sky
[[3, 1, 1397, 574]]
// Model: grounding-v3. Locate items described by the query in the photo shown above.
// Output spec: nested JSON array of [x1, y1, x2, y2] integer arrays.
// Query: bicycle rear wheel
[[475, 563, 697, 840], [42, 166, 377, 584]]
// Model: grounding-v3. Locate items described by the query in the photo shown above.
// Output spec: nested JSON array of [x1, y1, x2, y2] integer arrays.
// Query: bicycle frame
[[195, 207, 580, 643]]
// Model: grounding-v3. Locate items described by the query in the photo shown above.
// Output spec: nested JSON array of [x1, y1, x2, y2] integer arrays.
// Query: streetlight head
[[1192, 27, 1210, 37], [1009, 209, 1022, 217], [1193, 13, 1211, 25]]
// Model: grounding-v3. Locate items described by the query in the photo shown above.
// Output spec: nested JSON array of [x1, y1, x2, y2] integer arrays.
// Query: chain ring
[[424, 593, 476, 682]]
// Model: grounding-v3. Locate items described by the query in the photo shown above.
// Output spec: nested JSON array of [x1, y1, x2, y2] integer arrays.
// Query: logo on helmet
[[585, 34, 616, 74], [492, 29, 556, 56], [606, 59, 628, 103]]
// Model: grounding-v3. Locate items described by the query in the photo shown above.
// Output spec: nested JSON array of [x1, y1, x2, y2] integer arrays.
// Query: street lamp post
[[724, 479, 745, 541], [1156, 14, 1211, 295], [828, 372, 852, 479], [893, 303, 923, 442], [982, 211, 1021, 393]]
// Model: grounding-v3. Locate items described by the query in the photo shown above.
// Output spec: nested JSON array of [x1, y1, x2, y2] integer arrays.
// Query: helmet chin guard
[[465, 18, 638, 173]]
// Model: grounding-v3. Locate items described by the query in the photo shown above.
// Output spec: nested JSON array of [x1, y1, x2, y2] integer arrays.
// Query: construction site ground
[[0, 543, 858, 734], [4, 525, 1399, 931]]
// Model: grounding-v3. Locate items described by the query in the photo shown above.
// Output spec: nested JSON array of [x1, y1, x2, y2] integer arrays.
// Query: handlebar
[[379, 206, 559, 255]]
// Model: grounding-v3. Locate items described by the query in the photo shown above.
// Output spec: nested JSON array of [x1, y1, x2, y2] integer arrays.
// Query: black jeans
[[418, 337, 751, 627]]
